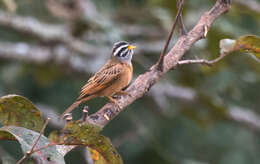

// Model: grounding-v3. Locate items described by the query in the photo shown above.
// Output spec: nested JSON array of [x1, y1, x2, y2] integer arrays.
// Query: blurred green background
[[0, 0, 260, 163]]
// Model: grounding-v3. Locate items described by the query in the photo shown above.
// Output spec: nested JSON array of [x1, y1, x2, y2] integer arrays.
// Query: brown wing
[[77, 62, 122, 100]]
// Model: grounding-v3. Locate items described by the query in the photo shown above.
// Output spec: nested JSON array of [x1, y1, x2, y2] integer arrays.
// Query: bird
[[59, 41, 136, 119]]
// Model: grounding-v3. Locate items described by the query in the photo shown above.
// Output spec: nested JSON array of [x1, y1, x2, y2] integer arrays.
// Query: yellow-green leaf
[[49, 121, 123, 164], [0, 95, 44, 140]]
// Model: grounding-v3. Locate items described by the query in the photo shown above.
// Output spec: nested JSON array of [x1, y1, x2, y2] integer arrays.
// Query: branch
[[177, 53, 227, 66], [88, 0, 231, 127], [157, 0, 185, 71], [176, 0, 187, 35]]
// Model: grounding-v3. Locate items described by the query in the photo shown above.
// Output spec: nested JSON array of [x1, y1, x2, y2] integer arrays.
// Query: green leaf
[[0, 126, 65, 164], [49, 121, 123, 164], [220, 35, 260, 59], [0, 95, 44, 140]]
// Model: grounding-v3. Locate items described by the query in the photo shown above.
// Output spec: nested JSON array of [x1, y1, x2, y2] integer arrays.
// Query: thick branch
[[88, 0, 231, 127]]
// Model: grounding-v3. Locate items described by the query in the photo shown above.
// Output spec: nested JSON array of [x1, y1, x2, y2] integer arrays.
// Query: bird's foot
[[106, 96, 122, 110]]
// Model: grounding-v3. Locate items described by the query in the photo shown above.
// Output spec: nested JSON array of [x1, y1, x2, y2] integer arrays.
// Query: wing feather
[[77, 62, 122, 100]]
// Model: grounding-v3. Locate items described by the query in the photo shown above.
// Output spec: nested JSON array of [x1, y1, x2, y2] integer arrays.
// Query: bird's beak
[[128, 45, 136, 50]]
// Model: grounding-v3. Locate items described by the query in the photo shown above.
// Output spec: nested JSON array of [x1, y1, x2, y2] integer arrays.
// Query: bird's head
[[111, 41, 136, 62]]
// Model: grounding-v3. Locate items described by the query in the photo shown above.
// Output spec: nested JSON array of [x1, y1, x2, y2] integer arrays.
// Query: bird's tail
[[59, 95, 94, 120]]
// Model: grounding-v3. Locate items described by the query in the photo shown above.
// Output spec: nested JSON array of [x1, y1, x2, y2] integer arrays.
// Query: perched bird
[[60, 41, 136, 119]]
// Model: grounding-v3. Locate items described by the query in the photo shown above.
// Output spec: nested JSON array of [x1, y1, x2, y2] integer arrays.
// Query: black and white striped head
[[112, 41, 136, 62]]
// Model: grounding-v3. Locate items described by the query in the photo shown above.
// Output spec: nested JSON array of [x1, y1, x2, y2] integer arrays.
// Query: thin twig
[[157, 0, 185, 71], [30, 143, 58, 154], [16, 156, 27, 164], [177, 53, 227, 66], [16, 118, 50, 164], [31, 118, 50, 152], [176, 0, 187, 35]]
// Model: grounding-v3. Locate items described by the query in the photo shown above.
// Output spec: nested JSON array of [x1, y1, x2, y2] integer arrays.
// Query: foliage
[[0, 95, 122, 164], [0, 126, 65, 164], [0, 95, 44, 131], [49, 121, 123, 164]]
